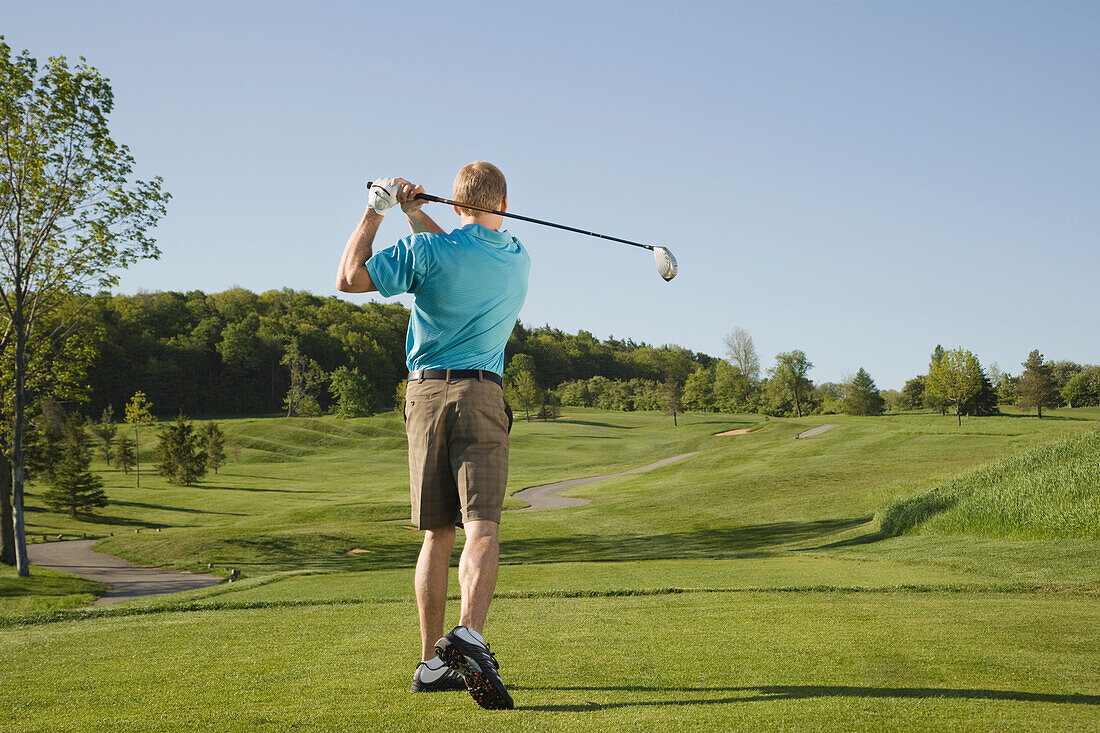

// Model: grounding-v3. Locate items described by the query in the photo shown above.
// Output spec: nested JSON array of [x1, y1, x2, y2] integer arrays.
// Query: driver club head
[[653, 247, 678, 282]]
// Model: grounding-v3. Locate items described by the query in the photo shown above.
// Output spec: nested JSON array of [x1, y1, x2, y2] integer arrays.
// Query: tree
[[1017, 350, 1059, 419], [328, 366, 377, 418], [723, 327, 760, 383], [124, 391, 156, 487], [90, 405, 117, 465], [200, 422, 226, 474], [42, 414, 106, 517], [925, 348, 983, 426], [1061, 366, 1100, 408], [962, 374, 1000, 416], [393, 379, 407, 413], [156, 414, 207, 486], [1, 42, 169, 575], [922, 346, 951, 415], [844, 368, 884, 416], [659, 379, 683, 426], [900, 377, 925, 411], [282, 339, 326, 417], [114, 435, 135, 474], [505, 354, 541, 421], [768, 350, 813, 418]]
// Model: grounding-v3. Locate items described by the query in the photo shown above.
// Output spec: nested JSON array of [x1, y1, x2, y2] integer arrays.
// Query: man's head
[[453, 162, 507, 222]]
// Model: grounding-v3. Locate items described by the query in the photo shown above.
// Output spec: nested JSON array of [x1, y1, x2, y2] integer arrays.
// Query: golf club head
[[653, 247, 677, 281]]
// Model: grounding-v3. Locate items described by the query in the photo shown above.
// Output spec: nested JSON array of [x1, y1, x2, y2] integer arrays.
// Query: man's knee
[[462, 519, 499, 544], [424, 524, 456, 548]]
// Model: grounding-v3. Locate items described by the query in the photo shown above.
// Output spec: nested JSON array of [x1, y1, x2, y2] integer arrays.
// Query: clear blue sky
[[7, 1, 1099, 388]]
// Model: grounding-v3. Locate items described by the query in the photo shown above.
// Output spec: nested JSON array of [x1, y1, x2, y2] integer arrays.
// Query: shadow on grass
[[110, 500, 245, 516], [517, 685, 1100, 711], [554, 419, 638, 430], [498, 517, 872, 566]]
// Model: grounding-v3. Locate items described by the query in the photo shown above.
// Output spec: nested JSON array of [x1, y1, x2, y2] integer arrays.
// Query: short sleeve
[[366, 235, 431, 297]]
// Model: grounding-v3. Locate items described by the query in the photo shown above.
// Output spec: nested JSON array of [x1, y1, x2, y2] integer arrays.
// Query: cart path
[[27, 539, 222, 605], [792, 424, 838, 439], [509, 452, 698, 512]]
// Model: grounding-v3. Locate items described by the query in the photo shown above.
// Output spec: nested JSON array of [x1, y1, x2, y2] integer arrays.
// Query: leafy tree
[[922, 346, 951, 415], [681, 366, 715, 412], [998, 374, 1020, 405], [156, 414, 207, 486], [42, 414, 106, 517], [659, 379, 683, 426], [90, 405, 117, 465], [723, 327, 760, 383], [0, 40, 168, 575], [200, 422, 226, 474], [900, 377, 925, 411], [124, 391, 157, 487], [328, 366, 377, 418], [925, 348, 983, 426], [505, 354, 541, 421], [768, 350, 813, 418], [1018, 350, 1059, 419], [844, 368, 885, 416], [114, 436, 135, 474], [713, 361, 755, 413], [1061, 366, 1100, 408], [282, 339, 326, 417], [814, 382, 846, 415], [1049, 361, 1084, 395], [881, 389, 904, 412]]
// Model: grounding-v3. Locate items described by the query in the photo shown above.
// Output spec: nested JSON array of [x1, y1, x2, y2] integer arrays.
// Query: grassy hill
[[3, 406, 1098, 730]]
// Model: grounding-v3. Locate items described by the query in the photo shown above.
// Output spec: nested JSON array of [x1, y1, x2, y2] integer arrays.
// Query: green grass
[[0, 566, 103, 616], [4, 406, 1099, 730], [880, 428, 1100, 539]]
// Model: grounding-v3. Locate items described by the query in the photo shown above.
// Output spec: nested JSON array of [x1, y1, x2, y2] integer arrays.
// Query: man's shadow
[[513, 685, 1100, 712]]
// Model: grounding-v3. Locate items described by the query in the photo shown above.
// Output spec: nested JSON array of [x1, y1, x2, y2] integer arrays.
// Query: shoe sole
[[435, 637, 514, 710]]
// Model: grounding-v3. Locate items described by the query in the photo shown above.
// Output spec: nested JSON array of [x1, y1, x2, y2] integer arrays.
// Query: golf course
[[2, 406, 1097, 730]]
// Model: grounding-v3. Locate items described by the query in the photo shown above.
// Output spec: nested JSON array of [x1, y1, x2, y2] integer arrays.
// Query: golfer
[[336, 162, 528, 710]]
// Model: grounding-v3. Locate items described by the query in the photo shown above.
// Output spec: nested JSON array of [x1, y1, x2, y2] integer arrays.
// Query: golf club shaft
[[367, 182, 655, 251]]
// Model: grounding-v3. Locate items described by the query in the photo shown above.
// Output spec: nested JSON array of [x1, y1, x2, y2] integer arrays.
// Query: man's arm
[[398, 180, 445, 234], [335, 207, 382, 293]]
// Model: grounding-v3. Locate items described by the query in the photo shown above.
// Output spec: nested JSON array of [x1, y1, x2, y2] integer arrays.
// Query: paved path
[[27, 539, 222, 605], [509, 453, 697, 512], [792, 424, 838, 439]]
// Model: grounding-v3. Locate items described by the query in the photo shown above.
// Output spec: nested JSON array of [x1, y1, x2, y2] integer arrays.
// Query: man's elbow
[[335, 268, 376, 293]]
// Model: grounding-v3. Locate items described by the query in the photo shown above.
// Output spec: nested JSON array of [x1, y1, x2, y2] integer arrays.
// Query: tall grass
[[879, 429, 1100, 539]]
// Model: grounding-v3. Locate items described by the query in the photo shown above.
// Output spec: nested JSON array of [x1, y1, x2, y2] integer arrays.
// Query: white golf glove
[[368, 178, 399, 214]]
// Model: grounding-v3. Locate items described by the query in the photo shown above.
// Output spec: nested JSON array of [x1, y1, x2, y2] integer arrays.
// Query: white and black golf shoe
[[411, 660, 467, 693], [434, 626, 513, 710]]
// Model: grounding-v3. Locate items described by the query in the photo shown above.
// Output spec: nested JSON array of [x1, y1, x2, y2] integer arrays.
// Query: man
[[335, 162, 528, 710]]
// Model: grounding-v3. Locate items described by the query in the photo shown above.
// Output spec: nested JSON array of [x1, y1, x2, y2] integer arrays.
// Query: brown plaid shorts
[[404, 375, 513, 529]]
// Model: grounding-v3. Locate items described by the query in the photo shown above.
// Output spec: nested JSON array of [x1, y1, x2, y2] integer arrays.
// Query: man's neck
[[461, 214, 503, 231]]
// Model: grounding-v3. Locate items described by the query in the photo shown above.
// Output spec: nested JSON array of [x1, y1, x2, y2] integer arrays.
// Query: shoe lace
[[483, 643, 500, 670]]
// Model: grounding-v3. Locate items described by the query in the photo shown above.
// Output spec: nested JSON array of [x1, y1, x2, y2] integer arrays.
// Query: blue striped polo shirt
[[366, 223, 530, 376]]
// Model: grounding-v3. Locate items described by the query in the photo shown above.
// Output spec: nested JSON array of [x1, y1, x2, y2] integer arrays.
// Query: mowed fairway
[[3, 408, 1099, 730]]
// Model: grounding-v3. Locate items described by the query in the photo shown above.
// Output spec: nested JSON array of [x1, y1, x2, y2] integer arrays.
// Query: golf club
[[368, 181, 678, 282]]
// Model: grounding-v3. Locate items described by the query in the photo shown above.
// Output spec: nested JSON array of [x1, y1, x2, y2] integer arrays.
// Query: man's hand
[[395, 178, 427, 215], [368, 178, 399, 214]]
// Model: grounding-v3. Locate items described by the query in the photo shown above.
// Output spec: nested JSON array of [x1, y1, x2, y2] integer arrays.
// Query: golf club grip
[[366, 181, 432, 202]]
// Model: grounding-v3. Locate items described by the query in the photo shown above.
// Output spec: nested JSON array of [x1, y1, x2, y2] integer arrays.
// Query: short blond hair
[[452, 161, 507, 215]]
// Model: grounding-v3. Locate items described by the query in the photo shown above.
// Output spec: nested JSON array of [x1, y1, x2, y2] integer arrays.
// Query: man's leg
[[416, 524, 455, 661], [458, 519, 498, 634]]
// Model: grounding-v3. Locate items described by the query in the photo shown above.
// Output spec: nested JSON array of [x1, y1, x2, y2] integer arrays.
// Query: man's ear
[[499, 195, 508, 214], [453, 204, 463, 217]]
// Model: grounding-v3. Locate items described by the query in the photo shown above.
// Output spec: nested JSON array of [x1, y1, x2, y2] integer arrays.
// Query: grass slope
[[880, 428, 1100, 539]]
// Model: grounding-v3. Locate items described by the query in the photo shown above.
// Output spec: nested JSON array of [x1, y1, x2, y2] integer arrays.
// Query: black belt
[[408, 369, 503, 387]]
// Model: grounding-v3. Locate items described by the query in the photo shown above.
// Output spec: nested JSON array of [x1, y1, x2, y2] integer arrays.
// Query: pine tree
[[42, 415, 107, 517], [114, 436, 135, 474], [156, 414, 208, 486], [844, 368, 885, 416], [200, 422, 227, 474], [1018, 350, 1059, 419], [90, 405, 117, 465]]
